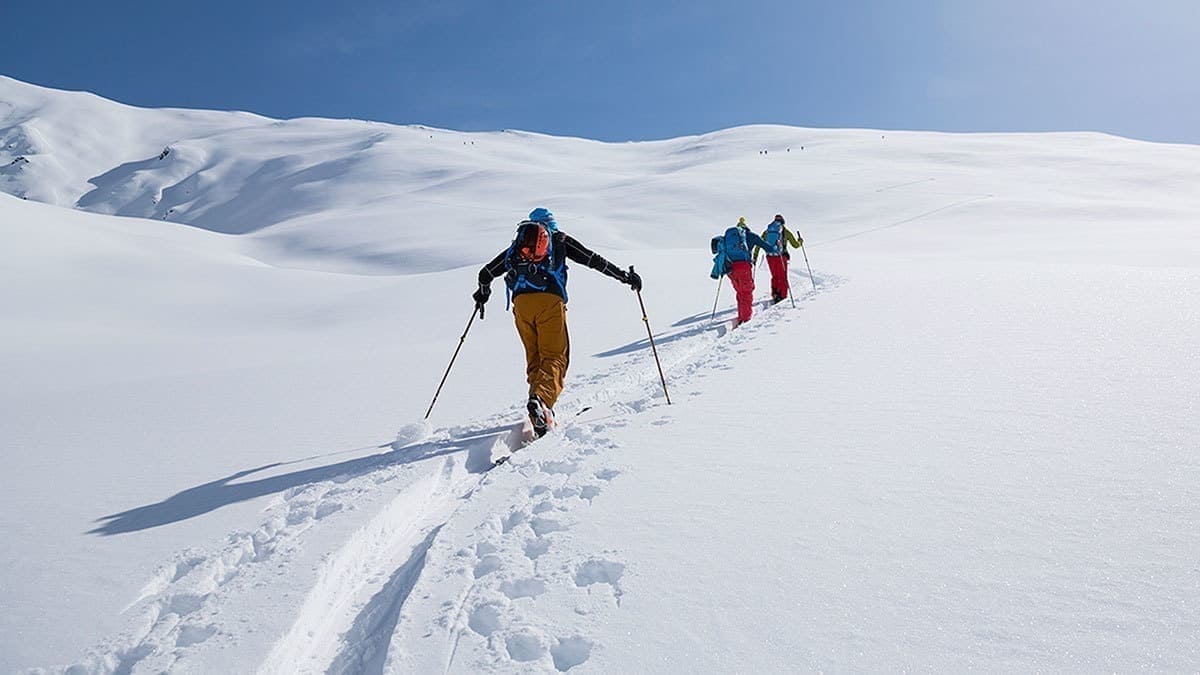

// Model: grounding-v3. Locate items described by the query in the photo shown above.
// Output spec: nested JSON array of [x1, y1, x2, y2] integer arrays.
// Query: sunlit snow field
[[2, 76, 1199, 672]]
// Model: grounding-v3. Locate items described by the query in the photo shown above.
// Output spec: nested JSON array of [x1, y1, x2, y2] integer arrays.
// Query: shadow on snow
[[600, 269, 826, 358], [594, 314, 732, 358], [87, 424, 513, 536]]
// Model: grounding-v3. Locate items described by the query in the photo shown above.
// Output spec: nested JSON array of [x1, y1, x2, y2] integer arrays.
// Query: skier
[[711, 217, 776, 326], [752, 214, 804, 303], [472, 208, 642, 437]]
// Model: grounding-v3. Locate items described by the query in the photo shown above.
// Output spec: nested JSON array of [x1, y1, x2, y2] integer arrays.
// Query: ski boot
[[527, 395, 556, 438]]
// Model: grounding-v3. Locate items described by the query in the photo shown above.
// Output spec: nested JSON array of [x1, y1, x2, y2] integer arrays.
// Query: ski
[[491, 405, 602, 467]]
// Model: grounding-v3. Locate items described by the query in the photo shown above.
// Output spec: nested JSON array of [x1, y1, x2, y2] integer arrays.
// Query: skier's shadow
[[673, 307, 737, 328], [594, 314, 731, 358], [87, 425, 511, 536]]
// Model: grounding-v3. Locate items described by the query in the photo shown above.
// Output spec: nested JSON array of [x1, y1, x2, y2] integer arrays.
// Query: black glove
[[623, 268, 643, 292], [472, 283, 490, 315]]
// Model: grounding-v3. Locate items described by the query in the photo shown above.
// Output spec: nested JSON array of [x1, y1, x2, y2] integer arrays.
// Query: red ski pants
[[728, 260, 755, 324], [767, 254, 790, 300]]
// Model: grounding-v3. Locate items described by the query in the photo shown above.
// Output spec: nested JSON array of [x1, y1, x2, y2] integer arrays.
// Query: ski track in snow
[[389, 270, 842, 673], [256, 456, 468, 675], [48, 270, 840, 674], [43, 474, 389, 673]]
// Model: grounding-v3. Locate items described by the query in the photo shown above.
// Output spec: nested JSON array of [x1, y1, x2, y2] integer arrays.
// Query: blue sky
[[7, 0, 1199, 142]]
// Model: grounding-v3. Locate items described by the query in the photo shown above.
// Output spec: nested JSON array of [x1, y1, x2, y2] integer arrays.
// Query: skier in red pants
[[752, 214, 804, 303], [711, 217, 777, 325]]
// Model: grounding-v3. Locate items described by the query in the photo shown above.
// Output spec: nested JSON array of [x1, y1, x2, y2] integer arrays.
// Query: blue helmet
[[528, 207, 557, 231]]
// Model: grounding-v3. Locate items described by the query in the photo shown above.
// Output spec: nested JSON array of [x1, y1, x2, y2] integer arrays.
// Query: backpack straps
[[503, 221, 565, 306]]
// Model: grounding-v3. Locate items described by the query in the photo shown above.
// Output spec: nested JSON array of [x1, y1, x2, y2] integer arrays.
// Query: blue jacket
[[724, 226, 774, 263], [711, 226, 776, 278]]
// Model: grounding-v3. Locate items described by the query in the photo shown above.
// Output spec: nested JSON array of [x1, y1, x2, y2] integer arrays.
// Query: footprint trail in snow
[[57, 272, 839, 674]]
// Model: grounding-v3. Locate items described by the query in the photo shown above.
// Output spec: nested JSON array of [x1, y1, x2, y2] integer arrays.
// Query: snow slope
[[2, 77, 1199, 672]]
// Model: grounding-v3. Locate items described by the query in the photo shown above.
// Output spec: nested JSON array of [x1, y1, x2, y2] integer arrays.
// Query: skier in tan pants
[[473, 207, 641, 437]]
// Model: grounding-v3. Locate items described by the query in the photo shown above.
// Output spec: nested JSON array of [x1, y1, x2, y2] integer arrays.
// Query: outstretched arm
[[562, 234, 641, 290], [745, 231, 778, 255], [562, 235, 625, 280], [752, 230, 768, 265], [473, 249, 508, 316], [478, 250, 507, 285]]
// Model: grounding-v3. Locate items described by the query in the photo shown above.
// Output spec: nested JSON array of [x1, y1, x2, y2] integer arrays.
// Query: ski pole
[[424, 306, 479, 420], [783, 250, 796, 309], [800, 243, 817, 292], [632, 266, 671, 405], [709, 275, 723, 323]]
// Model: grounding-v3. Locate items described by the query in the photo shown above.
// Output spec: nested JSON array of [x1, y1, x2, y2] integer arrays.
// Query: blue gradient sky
[[7, 0, 1198, 142]]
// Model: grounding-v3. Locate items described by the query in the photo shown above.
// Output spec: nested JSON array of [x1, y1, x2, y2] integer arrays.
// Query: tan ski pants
[[512, 292, 570, 409]]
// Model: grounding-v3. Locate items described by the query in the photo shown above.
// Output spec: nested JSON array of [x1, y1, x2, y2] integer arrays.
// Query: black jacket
[[479, 231, 625, 301]]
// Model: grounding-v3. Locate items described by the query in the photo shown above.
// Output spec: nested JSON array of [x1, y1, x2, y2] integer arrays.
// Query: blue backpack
[[764, 221, 785, 255], [504, 220, 568, 303], [710, 227, 749, 278], [710, 237, 727, 279]]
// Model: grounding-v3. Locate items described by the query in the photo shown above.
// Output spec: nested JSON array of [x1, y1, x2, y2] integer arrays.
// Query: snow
[[2, 75, 1199, 672]]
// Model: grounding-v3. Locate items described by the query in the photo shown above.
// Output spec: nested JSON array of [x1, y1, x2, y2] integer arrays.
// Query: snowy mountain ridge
[[6, 74, 1197, 275], [3, 77, 1200, 673]]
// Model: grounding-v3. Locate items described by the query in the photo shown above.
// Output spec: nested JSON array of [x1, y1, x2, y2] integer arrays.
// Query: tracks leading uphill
[[258, 455, 471, 675], [56, 270, 840, 674]]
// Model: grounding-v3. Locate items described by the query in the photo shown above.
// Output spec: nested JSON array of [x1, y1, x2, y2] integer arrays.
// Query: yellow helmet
[[737, 216, 746, 225]]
